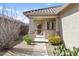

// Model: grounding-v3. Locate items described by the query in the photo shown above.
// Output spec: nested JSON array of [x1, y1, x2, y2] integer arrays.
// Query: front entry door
[[37, 24, 43, 35]]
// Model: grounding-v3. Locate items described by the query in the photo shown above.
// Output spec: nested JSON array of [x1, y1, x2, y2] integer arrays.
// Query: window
[[47, 22, 50, 30], [51, 22, 54, 30], [47, 21, 55, 30]]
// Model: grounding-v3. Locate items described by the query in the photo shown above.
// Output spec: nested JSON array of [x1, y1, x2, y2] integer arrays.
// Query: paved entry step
[[34, 35, 48, 42], [34, 38, 48, 43], [36, 35, 45, 38]]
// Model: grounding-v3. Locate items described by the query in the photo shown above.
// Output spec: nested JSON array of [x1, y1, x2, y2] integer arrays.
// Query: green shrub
[[53, 44, 79, 56], [48, 34, 61, 45], [23, 35, 32, 45]]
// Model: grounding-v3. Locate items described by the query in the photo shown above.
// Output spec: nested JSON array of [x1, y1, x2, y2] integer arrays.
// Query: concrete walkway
[[3, 36, 48, 56], [31, 37, 48, 56]]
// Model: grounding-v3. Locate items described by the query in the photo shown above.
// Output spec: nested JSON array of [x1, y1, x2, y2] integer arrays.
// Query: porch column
[[29, 18, 36, 39], [45, 20, 47, 30], [55, 18, 59, 34]]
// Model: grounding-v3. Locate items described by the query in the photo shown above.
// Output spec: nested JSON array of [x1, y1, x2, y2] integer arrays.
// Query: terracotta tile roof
[[23, 6, 63, 16]]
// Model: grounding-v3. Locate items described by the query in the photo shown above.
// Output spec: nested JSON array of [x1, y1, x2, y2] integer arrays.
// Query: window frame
[[47, 20, 55, 30], [47, 21, 50, 30]]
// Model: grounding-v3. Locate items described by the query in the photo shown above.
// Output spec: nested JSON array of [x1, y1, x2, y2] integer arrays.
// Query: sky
[[0, 3, 64, 23]]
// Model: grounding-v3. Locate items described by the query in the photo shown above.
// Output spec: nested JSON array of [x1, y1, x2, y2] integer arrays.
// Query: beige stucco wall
[[61, 5, 79, 49]]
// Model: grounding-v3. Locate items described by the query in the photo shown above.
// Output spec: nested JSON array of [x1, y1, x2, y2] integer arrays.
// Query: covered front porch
[[29, 15, 61, 40], [23, 6, 62, 41]]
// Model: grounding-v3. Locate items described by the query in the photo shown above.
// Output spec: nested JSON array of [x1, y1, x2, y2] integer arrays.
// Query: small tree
[[0, 15, 27, 49]]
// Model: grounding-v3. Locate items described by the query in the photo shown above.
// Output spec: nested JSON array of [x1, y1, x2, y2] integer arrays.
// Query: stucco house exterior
[[23, 3, 79, 49], [23, 6, 63, 39], [59, 3, 79, 49]]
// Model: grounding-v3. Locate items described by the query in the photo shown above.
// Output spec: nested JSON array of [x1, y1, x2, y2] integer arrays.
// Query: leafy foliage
[[23, 35, 32, 45], [48, 35, 61, 45], [53, 44, 79, 56]]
